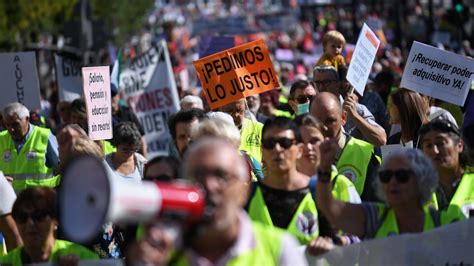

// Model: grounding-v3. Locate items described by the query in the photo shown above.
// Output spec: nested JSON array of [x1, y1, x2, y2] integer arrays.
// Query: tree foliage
[[0, 0, 154, 51], [0, 0, 78, 51], [89, 0, 154, 46]]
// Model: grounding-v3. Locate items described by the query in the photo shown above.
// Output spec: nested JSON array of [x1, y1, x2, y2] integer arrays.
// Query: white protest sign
[[120, 40, 180, 158], [308, 219, 474, 266], [401, 41, 474, 106], [82, 66, 112, 140], [346, 23, 381, 96], [0, 52, 41, 110], [54, 54, 83, 102]]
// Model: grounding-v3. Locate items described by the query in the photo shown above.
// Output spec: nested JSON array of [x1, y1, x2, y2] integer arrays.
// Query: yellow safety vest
[[369, 204, 464, 239], [275, 109, 293, 118], [432, 172, 474, 218], [0, 239, 98, 265], [0, 236, 5, 256], [331, 171, 361, 202], [100, 140, 116, 156], [337, 136, 380, 195], [248, 186, 318, 244], [0, 126, 58, 191], [174, 222, 284, 266], [239, 119, 263, 162]]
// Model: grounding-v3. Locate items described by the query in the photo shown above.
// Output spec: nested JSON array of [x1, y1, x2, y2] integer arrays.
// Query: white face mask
[[296, 102, 310, 115]]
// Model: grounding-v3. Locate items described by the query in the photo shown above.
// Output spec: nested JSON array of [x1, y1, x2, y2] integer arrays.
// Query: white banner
[[54, 54, 83, 102], [308, 219, 474, 266], [0, 52, 41, 110], [401, 41, 474, 106], [119, 40, 180, 158], [82, 66, 113, 140], [347, 23, 380, 96]]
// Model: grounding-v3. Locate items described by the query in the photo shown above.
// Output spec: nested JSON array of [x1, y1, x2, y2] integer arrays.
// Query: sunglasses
[[262, 137, 296, 150], [13, 209, 50, 224], [420, 120, 461, 138], [294, 95, 314, 104], [378, 169, 413, 184]]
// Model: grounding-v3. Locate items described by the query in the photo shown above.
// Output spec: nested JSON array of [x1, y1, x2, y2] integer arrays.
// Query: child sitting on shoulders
[[316, 30, 347, 72]]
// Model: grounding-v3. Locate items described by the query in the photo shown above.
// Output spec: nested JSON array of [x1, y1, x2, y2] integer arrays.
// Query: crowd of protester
[[0, 2, 473, 266]]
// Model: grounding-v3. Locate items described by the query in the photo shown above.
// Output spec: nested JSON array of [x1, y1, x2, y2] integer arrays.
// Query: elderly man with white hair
[[127, 138, 307, 265], [0, 102, 59, 191], [180, 95, 204, 110]]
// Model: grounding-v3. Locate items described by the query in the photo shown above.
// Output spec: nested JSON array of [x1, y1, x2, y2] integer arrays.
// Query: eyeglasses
[[13, 209, 50, 224], [378, 169, 413, 184], [189, 167, 232, 183], [262, 137, 296, 150], [294, 95, 315, 104], [314, 80, 337, 87]]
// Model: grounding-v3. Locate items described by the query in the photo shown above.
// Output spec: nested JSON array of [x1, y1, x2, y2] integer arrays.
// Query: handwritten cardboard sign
[[193, 39, 280, 110], [82, 66, 112, 140]]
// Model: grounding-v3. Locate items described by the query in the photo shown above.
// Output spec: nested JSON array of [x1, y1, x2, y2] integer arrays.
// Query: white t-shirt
[[0, 171, 16, 215]]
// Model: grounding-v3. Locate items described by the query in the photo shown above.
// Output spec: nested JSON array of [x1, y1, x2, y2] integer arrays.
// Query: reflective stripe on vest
[[248, 186, 318, 244], [239, 119, 263, 163], [0, 126, 54, 191], [336, 136, 377, 195], [173, 222, 283, 266]]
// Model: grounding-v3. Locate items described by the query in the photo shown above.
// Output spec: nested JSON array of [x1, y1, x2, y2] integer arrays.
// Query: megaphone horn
[[59, 156, 205, 243]]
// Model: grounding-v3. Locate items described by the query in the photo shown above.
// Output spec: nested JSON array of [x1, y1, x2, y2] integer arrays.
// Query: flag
[[110, 49, 121, 93]]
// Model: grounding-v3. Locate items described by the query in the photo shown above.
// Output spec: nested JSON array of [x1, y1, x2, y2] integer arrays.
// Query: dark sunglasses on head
[[262, 137, 296, 150], [13, 209, 50, 224], [294, 95, 314, 104], [378, 169, 413, 184], [420, 119, 461, 138]]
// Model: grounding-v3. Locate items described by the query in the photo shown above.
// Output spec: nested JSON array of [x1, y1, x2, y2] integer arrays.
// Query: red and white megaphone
[[58, 156, 206, 243]]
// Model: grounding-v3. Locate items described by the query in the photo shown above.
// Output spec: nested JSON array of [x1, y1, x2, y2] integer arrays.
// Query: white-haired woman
[[316, 145, 464, 239], [192, 116, 263, 181]]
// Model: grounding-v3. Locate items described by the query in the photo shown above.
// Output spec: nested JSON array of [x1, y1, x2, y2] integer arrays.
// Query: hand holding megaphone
[[59, 156, 206, 243]]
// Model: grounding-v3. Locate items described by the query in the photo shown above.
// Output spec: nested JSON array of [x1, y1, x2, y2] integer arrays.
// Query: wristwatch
[[317, 169, 331, 183]]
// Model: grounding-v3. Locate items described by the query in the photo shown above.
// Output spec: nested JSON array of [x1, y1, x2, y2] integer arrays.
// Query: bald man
[[310, 92, 380, 201], [313, 65, 386, 147]]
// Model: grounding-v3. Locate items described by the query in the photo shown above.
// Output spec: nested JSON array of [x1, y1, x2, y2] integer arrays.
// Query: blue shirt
[[13, 124, 59, 169]]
